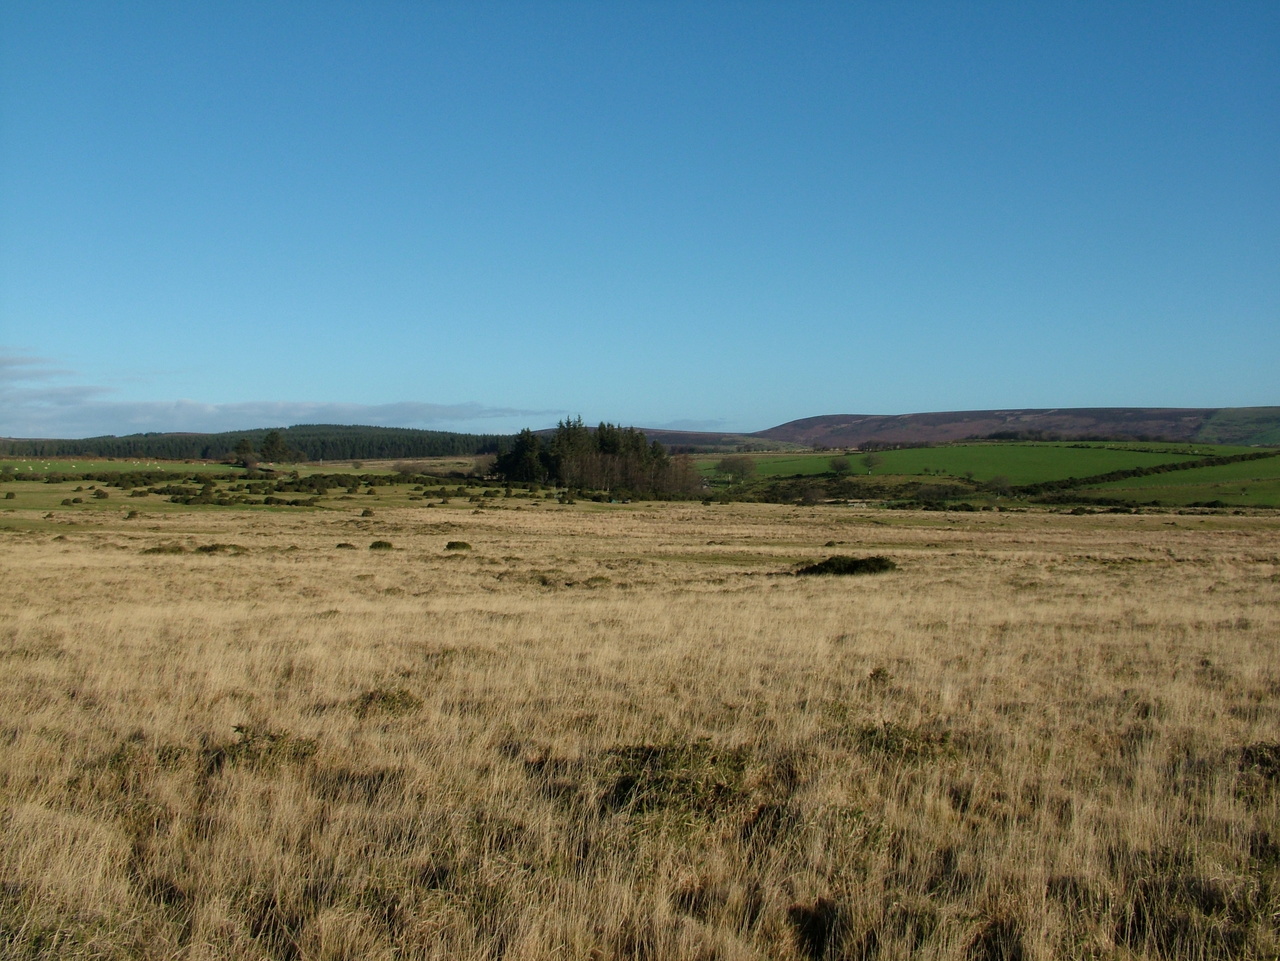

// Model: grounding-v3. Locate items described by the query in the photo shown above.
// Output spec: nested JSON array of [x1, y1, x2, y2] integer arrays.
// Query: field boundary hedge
[[1016, 450, 1280, 498]]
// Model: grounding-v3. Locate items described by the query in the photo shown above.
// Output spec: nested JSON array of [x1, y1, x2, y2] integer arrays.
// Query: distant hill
[[632, 408, 1280, 451], [750, 407, 1280, 448], [4, 408, 1277, 462], [608, 429, 783, 452]]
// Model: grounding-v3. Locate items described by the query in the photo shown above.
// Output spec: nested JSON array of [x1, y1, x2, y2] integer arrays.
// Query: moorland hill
[[644, 406, 1280, 451], [4, 407, 1278, 461]]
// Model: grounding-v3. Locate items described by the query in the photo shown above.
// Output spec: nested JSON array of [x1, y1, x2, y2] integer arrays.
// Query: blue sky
[[2, 1, 1277, 438]]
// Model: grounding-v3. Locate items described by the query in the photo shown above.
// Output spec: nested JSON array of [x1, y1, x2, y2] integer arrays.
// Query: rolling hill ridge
[[3, 407, 1278, 460], [644, 407, 1280, 450]]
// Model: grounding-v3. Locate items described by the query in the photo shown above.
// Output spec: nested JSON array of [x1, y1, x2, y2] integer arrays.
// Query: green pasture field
[[0, 458, 232, 475], [1082, 479, 1280, 507], [1195, 406, 1280, 445], [0, 483, 186, 514], [0, 477, 248, 514], [695, 452, 841, 477], [0, 460, 379, 480], [700, 442, 1252, 485], [309, 456, 491, 476], [1078, 454, 1280, 506], [0, 456, 489, 480], [0, 454, 504, 519], [872, 444, 1209, 484], [5, 446, 1277, 515], [0, 473, 530, 517]]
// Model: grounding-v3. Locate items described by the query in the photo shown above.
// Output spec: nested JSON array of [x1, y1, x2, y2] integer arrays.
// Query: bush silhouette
[[796, 555, 897, 576]]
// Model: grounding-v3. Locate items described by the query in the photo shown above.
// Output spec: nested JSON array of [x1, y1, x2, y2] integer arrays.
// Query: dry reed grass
[[1, 502, 1278, 959]]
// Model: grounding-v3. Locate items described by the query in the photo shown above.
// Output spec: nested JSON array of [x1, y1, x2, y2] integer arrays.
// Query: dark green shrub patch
[[795, 555, 897, 576], [856, 722, 953, 760], [202, 725, 317, 775], [194, 543, 246, 554], [594, 741, 751, 816], [349, 687, 422, 718], [1240, 742, 1280, 783]]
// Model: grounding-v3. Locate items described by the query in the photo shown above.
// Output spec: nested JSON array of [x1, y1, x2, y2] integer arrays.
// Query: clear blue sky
[[2, 1, 1277, 438]]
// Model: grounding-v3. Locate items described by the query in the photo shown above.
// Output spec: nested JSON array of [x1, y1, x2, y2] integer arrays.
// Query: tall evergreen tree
[[493, 429, 548, 483]]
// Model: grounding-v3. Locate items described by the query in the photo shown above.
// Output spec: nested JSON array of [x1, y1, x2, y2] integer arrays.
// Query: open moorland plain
[[2, 474, 1279, 959]]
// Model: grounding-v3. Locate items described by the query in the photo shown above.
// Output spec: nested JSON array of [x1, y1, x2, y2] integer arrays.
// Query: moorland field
[[2, 471, 1278, 960]]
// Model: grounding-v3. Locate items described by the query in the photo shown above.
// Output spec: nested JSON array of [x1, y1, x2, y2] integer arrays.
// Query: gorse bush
[[795, 555, 897, 576], [349, 687, 422, 718]]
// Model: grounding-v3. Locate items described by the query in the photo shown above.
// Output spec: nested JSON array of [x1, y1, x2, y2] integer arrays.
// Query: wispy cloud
[[0, 352, 562, 438], [0, 354, 78, 383]]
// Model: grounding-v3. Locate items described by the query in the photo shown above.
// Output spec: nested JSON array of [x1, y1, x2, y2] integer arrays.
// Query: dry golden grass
[[1, 502, 1278, 959]]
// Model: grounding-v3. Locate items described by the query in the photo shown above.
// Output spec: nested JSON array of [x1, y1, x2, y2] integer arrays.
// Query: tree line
[[1, 425, 506, 461], [493, 419, 703, 497]]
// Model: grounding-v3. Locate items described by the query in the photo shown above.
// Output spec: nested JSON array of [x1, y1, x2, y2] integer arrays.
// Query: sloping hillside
[[752, 407, 1280, 448]]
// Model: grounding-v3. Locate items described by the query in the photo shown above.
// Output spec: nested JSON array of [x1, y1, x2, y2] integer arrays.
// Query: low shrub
[[369, 540, 393, 551], [349, 687, 422, 718], [795, 555, 897, 576], [445, 541, 471, 551]]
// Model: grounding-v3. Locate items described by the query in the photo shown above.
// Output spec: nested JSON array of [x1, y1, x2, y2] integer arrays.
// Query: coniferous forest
[[1, 425, 506, 462], [493, 419, 703, 497]]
